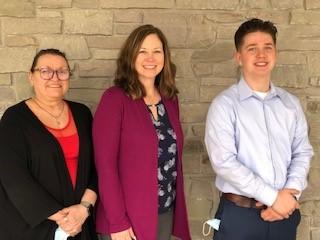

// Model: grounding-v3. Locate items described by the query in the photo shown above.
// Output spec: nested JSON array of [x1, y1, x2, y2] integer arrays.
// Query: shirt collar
[[237, 76, 282, 101]]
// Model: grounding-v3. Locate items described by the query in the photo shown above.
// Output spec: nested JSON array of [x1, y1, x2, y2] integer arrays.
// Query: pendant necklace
[[32, 98, 65, 126]]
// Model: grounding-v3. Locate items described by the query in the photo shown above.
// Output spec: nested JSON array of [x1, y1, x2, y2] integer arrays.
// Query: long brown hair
[[114, 24, 178, 99]]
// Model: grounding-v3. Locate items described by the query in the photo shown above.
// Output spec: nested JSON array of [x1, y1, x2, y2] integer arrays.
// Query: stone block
[[3, 18, 61, 34], [73, 0, 99, 8], [69, 77, 113, 90], [201, 77, 237, 86], [0, 87, 15, 101], [5, 35, 37, 47], [192, 63, 213, 78], [307, 100, 320, 114], [12, 73, 33, 101], [114, 10, 143, 23], [86, 36, 127, 49], [186, 15, 216, 49], [64, 10, 113, 35], [0, 74, 11, 85], [0, 0, 35, 17], [206, 12, 244, 23], [180, 103, 210, 123], [308, 54, 320, 76], [297, 215, 311, 240], [272, 65, 308, 88], [176, 78, 199, 102], [91, 49, 119, 60], [212, 60, 238, 78], [191, 41, 234, 63], [278, 39, 320, 51], [78, 60, 116, 77], [0, 47, 36, 73], [184, 138, 205, 153], [277, 51, 307, 65], [313, 216, 320, 227], [244, 0, 270, 9], [189, 177, 216, 200], [171, 50, 194, 78], [311, 229, 320, 240], [291, 10, 320, 25], [217, 24, 238, 39], [190, 124, 205, 138], [187, 197, 214, 219], [310, 77, 320, 87], [246, 10, 290, 24], [143, 13, 187, 48], [182, 153, 201, 174], [306, 0, 320, 9], [176, 0, 239, 10], [115, 23, 141, 35], [38, 36, 90, 60], [67, 89, 105, 103], [270, 0, 303, 9], [36, 0, 72, 8], [310, 151, 320, 168], [36, 10, 62, 18], [278, 25, 320, 39], [201, 154, 215, 175], [100, 0, 174, 8], [200, 85, 228, 102]]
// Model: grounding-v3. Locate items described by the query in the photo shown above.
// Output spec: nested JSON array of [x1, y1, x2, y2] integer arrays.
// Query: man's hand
[[271, 188, 299, 218], [261, 207, 285, 222]]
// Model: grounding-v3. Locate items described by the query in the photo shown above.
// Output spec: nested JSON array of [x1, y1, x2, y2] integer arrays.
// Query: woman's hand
[[56, 204, 89, 236], [110, 227, 136, 240]]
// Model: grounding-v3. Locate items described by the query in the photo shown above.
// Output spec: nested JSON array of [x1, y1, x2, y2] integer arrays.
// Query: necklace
[[32, 98, 65, 126]]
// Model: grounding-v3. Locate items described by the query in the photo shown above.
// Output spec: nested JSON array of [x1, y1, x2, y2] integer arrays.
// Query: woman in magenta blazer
[[93, 25, 191, 240]]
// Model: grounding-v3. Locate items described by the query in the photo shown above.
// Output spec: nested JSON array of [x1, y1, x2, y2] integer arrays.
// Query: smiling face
[[29, 54, 70, 101], [134, 33, 164, 84], [235, 31, 276, 83]]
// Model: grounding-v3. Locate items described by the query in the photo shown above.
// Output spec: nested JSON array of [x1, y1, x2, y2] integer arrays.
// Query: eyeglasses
[[33, 68, 70, 81]]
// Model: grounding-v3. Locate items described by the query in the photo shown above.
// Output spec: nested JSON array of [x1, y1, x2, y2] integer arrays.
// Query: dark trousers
[[213, 197, 301, 240]]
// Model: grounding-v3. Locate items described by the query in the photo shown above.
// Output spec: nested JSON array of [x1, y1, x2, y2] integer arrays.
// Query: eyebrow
[[139, 47, 163, 50], [245, 43, 274, 48]]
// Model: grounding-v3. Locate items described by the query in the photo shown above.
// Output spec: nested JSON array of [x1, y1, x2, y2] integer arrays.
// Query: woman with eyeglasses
[[0, 48, 98, 240]]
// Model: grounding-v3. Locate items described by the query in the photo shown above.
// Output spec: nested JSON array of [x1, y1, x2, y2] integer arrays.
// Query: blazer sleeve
[[93, 88, 131, 233], [0, 109, 62, 228]]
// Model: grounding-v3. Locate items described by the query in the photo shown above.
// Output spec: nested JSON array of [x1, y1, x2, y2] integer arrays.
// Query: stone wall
[[0, 0, 319, 239]]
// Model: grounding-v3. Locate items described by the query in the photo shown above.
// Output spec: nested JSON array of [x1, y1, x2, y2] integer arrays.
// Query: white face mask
[[202, 218, 221, 236], [54, 227, 69, 240]]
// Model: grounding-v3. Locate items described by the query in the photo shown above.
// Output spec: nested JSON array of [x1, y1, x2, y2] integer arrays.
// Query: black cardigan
[[0, 100, 98, 240]]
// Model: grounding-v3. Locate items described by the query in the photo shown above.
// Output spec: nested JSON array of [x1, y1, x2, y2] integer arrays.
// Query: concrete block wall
[[0, 0, 319, 239]]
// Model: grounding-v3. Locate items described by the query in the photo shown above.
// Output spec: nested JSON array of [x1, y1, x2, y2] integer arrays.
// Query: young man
[[204, 18, 313, 240]]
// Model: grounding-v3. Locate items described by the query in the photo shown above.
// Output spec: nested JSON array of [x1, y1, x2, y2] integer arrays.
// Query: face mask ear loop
[[202, 221, 212, 237]]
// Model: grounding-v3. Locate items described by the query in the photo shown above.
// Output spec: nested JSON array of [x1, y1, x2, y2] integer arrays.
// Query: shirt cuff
[[255, 185, 278, 207]]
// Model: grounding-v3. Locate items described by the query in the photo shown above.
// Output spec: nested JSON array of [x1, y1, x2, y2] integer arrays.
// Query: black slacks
[[213, 197, 301, 240]]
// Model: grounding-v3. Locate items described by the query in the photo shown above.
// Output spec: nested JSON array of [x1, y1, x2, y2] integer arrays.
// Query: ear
[[234, 51, 242, 66], [28, 72, 34, 86]]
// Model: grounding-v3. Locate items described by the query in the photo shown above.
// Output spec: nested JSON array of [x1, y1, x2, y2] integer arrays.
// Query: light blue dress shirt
[[205, 78, 313, 207]]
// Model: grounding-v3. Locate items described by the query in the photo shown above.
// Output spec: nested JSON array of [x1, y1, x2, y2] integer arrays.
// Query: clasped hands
[[257, 188, 300, 222], [50, 204, 89, 237]]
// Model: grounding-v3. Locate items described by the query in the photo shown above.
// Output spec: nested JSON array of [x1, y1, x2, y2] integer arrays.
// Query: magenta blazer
[[93, 86, 191, 240]]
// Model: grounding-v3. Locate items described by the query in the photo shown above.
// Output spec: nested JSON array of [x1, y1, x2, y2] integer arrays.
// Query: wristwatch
[[80, 201, 94, 215]]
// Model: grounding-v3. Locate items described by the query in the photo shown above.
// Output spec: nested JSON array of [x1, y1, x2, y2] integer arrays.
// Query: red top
[[46, 108, 79, 188]]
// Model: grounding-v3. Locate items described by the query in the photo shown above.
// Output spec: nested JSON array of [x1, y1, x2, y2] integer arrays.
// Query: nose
[[256, 48, 266, 58], [51, 71, 60, 81]]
